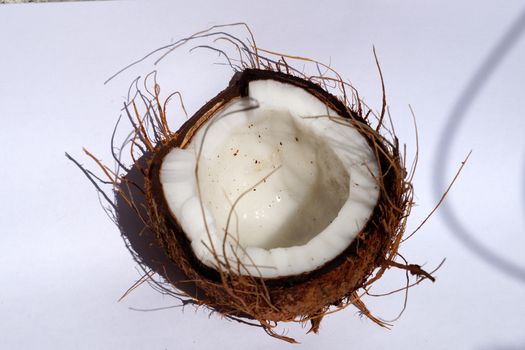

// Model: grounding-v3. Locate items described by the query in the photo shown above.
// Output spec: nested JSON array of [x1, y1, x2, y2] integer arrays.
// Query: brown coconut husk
[[68, 24, 452, 343]]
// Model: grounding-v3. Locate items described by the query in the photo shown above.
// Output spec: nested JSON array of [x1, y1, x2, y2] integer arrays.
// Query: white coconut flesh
[[160, 79, 380, 278]]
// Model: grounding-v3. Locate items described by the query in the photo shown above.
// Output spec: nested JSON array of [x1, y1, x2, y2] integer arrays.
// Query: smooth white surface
[[161, 79, 379, 277], [1, 1, 525, 349]]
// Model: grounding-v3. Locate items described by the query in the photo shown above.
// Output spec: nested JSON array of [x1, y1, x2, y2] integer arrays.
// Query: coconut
[[145, 68, 406, 330], [69, 24, 444, 344]]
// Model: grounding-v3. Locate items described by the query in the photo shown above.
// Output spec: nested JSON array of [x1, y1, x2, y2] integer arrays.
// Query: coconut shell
[[144, 69, 405, 322]]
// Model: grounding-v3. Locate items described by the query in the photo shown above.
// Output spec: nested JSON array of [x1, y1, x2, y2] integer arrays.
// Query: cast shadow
[[433, 4, 525, 282], [115, 156, 205, 302]]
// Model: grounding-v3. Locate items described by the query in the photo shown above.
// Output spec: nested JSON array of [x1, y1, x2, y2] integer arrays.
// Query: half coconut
[[146, 69, 404, 324]]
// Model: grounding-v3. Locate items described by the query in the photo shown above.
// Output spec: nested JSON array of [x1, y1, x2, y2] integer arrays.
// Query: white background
[[1, 1, 525, 349]]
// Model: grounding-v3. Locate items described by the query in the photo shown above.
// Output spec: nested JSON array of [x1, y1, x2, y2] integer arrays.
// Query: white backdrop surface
[[1, 1, 525, 349]]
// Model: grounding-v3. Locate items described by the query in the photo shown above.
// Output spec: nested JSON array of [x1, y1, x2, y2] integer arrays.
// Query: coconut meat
[[160, 79, 380, 278]]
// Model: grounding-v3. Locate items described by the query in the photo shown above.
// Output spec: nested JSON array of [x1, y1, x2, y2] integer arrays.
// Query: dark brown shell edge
[[144, 69, 404, 322]]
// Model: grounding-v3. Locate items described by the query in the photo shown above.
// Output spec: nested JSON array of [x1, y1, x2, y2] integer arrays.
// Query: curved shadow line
[[522, 148, 525, 224], [433, 6, 525, 282]]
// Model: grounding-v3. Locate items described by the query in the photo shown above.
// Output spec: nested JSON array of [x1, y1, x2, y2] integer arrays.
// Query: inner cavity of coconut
[[160, 79, 380, 278]]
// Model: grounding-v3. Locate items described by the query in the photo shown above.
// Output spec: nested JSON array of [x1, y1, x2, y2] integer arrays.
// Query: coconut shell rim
[[146, 68, 401, 289]]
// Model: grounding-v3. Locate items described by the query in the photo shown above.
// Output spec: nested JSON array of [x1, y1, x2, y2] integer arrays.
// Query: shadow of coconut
[[114, 155, 205, 302]]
